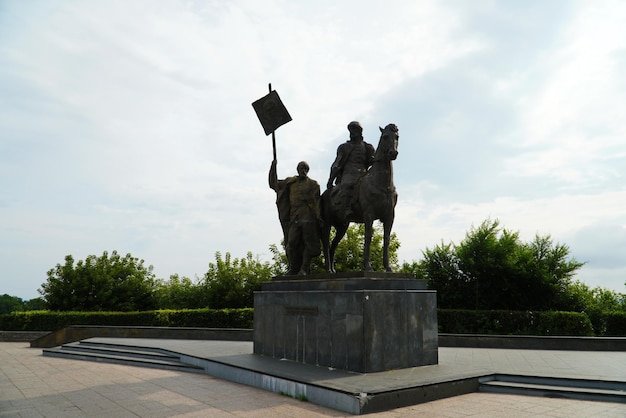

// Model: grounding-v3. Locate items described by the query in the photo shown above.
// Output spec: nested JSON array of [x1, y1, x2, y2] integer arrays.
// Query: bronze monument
[[321, 123, 399, 273], [256, 118, 438, 376], [326, 121, 376, 221], [268, 160, 322, 275]]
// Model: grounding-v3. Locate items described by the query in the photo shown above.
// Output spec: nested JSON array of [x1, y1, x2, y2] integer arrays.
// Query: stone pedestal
[[253, 272, 438, 373]]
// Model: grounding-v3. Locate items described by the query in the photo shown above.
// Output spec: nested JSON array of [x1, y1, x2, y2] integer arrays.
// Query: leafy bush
[[3, 308, 609, 337], [0, 294, 25, 314], [438, 309, 594, 336], [270, 224, 401, 274], [152, 309, 254, 328], [602, 311, 626, 336], [413, 219, 584, 311], [153, 275, 206, 310], [202, 252, 273, 309], [0, 308, 253, 331], [40, 251, 157, 311]]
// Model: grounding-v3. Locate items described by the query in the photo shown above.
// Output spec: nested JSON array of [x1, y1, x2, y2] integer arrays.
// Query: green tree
[[401, 242, 472, 309], [268, 243, 289, 275], [566, 280, 626, 334], [323, 223, 400, 272], [154, 274, 205, 310], [414, 219, 584, 311], [202, 251, 273, 309], [24, 297, 46, 311], [271, 223, 400, 273], [566, 280, 626, 313], [39, 251, 157, 311], [0, 294, 24, 314]]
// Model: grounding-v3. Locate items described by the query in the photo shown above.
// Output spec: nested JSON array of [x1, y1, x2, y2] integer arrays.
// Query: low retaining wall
[[2, 327, 623, 351], [0, 331, 49, 342], [28, 326, 254, 348], [439, 333, 626, 351]]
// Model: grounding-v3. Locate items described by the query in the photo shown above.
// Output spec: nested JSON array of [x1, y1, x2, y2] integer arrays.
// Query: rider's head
[[297, 161, 310, 177], [347, 121, 363, 141]]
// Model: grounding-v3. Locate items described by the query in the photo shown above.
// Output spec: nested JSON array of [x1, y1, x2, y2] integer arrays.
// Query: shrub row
[[587, 311, 626, 337], [1, 309, 624, 336], [0, 308, 253, 331], [437, 310, 595, 336]]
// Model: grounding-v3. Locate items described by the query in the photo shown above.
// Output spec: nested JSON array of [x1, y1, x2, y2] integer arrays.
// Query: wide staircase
[[480, 374, 626, 403], [43, 339, 205, 374], [41, 334, 626, 406]]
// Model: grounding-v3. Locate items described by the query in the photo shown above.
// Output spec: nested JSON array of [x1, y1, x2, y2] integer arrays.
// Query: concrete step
[[479, 374, 626, 404], [43, 341, 205, 374], [59, 340, 181, 361]]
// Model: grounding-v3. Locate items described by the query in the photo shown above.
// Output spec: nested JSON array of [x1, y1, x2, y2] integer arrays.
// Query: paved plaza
[[2, 342, 626, 417]]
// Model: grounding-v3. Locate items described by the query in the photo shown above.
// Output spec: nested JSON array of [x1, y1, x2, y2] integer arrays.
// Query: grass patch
[[278, 391, 308, 402]]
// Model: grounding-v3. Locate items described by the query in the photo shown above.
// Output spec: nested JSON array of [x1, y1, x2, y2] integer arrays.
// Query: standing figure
[[326, 121, 375, 219], [269, 160, 321, 275]]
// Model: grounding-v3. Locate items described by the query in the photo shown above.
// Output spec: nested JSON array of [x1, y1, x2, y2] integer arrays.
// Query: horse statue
[[320, 123, 399, 273]]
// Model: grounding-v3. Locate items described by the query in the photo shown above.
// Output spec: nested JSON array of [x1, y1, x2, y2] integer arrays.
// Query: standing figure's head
[[297, 161, 310, 178], [347, 121, 363, 142]]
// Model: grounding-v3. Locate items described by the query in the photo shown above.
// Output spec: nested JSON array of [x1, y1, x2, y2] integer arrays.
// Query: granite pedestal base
[[253, 273, 438, 373]]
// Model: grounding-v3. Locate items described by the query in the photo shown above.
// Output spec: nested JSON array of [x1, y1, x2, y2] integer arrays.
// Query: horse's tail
[[319, 188, 330, 227]]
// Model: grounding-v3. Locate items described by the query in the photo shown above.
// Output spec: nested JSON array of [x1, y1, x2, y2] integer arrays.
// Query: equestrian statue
[[321, 122, 399, 273]]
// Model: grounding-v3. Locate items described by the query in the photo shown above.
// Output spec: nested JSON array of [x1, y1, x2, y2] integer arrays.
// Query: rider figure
[[326, 121, 375, 219]]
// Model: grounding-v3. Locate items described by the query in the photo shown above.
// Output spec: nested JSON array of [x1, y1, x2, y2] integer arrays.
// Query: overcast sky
[[1, 0, 625, 300]]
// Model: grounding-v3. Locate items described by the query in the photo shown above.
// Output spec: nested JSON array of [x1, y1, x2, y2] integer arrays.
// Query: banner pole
[[269, 82, 277, 161]]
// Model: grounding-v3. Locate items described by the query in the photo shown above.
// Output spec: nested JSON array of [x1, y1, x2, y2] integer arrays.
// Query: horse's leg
[[329, 223, 348, 273], [363, 219, 374, 272], [321, 222, 332, 273], [320, 190, 334, 273], [382, 216, 395, 272]]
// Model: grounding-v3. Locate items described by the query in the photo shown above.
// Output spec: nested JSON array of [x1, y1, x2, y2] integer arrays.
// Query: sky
[[1, 0, 625, 300]]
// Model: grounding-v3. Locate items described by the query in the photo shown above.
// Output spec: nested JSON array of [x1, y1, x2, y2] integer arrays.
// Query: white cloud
[[1, 1, 626, 298], [508, 1, 626, 187], [396, 190, 626, 290]]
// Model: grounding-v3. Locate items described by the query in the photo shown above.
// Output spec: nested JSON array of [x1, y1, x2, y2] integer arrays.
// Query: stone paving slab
[[76, 337, 626, 414], [2, 342, 626, 417], [86, 337, 626, 387]]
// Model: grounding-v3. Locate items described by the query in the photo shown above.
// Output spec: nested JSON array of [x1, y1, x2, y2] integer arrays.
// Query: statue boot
[[297, 254, 312, 276]]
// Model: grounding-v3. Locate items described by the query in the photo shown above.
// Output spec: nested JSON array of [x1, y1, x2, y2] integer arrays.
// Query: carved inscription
[[284, 306, 318, 316]]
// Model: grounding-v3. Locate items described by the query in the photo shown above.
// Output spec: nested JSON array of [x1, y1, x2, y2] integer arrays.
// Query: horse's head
[[376, 123, 399, 161]]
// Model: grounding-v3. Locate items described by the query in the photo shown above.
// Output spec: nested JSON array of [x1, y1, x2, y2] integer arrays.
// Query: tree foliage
[[271, 223, 400, 274], [34, 219, 623, 316], [24, 297, 46, 310], [202, 251, 274, 309], [407, 219, 585, 311], [39, 251, 157, 311], [576, 284, 626, 312], [323, 223, 400, 272], [0, 295, 47, 314], [153, 274, 205, 310], [0, 294, 24, 314]]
